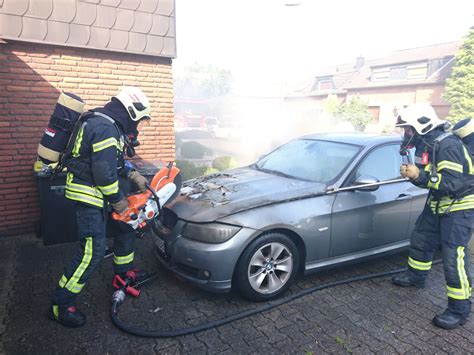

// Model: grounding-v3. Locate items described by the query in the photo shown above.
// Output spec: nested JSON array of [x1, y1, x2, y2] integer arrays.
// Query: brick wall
[[0, 40, 175, 237]]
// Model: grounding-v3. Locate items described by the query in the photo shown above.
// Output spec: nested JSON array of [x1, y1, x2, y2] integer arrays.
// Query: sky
[[173, 0, 474, 95]]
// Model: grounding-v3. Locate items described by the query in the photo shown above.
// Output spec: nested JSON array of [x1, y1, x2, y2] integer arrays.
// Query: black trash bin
[[36, 160, 163, 246], [37, 172, 78, 246]]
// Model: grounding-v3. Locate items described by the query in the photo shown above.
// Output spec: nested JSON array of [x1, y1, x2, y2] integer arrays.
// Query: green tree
[[323, 94, 340, 117], [212, 156, 238, 171], [444, 26, 474, 122], [175, 160, 208, 180], [174, 63, 233, 100], [336, 96, 373, 131]]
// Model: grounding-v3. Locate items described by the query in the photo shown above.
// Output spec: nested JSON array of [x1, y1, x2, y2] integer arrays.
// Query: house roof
[[0, 0, 176, 58], [289, 41, 460, 97], [368, 41, 460, 67]]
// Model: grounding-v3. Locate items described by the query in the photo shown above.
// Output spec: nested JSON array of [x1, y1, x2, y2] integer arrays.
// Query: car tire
[[235, 232, 299, 301]]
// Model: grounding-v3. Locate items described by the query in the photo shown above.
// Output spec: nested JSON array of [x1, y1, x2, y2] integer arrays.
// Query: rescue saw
[[111, 162, 181, 231]]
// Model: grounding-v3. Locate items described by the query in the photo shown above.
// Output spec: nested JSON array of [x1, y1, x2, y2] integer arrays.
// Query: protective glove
[[400, 164, 419, 180], [111, 198, 129, 214], [128, 170, 148, 192]]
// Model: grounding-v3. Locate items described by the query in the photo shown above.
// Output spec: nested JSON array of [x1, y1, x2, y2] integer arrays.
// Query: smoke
[[208, 95, 357, 166]]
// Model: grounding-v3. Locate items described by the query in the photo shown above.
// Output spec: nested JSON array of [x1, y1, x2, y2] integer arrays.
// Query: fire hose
[[110, 259, 442, 338], [110, 155, 436, 337]]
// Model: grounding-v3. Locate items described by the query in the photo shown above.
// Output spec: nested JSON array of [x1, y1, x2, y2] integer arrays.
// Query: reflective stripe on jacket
[[416, 135, 474, 214], [65, 114, 125, 208]]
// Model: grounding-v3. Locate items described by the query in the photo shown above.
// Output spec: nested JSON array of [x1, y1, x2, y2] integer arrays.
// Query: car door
[[404, 148, 429, 237], [330, 143, 413, 257]]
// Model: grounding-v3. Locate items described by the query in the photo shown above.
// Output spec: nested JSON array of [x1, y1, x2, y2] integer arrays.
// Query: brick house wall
[[0, 41, 175, 237]]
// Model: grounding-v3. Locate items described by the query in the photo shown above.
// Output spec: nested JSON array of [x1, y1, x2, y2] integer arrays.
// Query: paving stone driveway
[[1, 234, 473, 354]]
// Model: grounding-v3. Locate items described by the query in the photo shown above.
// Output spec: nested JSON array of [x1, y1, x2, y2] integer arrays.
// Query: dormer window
[[390, 66, 407, 80], [312, 76, 334, 91], [371, 61, 428, 82], [318, 79, 333, 90]]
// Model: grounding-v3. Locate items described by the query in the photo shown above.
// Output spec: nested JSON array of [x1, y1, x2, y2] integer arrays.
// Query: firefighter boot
[[433, 310, 467, 329], [433, 299, 470, 330], [49, 305, 86, 328], [392, 270, 426, 288]]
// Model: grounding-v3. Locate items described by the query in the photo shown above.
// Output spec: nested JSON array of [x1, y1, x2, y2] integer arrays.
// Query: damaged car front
[[151, 137, 363, 300]]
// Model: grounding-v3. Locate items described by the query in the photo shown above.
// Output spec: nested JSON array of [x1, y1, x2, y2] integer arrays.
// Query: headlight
[[182, 222, 241, 243]]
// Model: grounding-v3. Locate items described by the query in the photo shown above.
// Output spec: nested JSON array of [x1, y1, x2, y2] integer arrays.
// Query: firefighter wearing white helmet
[[393, 103, 474, 330], [49, 87, 151, 328], [396, 102, 446, 135], [114, 87, 151, 121]]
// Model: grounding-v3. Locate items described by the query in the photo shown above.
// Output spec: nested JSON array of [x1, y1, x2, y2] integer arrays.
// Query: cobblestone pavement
[[1, 234, 473, 354]]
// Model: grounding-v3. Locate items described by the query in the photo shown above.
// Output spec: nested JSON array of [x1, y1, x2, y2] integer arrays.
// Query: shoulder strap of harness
[[91, 111, 123, 138], [434, 132, 452, 145], [51, 111, 122, 180]]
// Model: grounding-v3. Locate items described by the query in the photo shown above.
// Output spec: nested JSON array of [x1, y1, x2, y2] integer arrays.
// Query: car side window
[[354, 144, 403, 182]]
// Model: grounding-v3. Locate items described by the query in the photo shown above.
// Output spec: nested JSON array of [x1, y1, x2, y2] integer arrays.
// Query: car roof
[[300, 132, 401, 147]]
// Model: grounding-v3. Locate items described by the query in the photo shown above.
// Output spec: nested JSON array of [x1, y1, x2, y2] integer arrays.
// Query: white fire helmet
[[395, 103, 445, 135], [114, 87, 151, 122]]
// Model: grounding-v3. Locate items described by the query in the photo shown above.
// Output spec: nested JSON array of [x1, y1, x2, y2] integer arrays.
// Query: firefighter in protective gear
[[49, 87, 151, 328], [392, 103, 474, 329]]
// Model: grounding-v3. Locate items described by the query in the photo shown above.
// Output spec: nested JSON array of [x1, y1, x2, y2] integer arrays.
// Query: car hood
[[168, 166, 327, 223]]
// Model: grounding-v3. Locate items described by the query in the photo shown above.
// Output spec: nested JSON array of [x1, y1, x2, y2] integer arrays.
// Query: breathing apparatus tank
[[453, 118, 474, 156], [36, 92, 85, 164]]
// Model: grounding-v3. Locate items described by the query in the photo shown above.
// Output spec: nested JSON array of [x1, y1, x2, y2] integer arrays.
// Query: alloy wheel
[[247, 242, 293, 294]]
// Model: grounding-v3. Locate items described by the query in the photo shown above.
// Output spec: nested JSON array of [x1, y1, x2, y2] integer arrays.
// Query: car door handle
[[395, 193, 412, 201]]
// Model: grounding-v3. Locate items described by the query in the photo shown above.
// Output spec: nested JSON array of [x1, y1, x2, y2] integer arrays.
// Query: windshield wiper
[[251, 163, 262, 171], [258, 167, 300, 180]]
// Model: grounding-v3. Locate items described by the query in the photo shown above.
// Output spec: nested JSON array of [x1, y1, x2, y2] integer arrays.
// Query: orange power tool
[[111, 162, 181, 231]]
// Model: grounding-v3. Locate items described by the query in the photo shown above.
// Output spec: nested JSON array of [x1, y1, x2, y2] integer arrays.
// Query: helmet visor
[[395, 115, 409, 128]]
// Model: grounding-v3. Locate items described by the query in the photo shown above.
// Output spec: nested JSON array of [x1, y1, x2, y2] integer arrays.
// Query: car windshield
[[254, 139, 360, 182]]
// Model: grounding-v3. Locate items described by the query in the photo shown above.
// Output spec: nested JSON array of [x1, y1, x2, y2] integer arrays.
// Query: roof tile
[[120, 0, 140, 10], [45, 20, 70, 43], [167, 16, 175, 37], [161, 36, 174, 57], [145, 34, 163, 54], [156, 0, 174, 16], [127, 32, 147, 52], [114, 8, 134, 31], [0, 0, 28, 16], [68, 23, 91, 45], [138, 0, 159, 13], [0, 13, 22, 37], [150, 14, 169, 36], [74, 1, 97, 26], [131, 11, 152, 33], [100, 0, 120, 5], [94, 5, 117, 28], [0, 0, 176, 58], [109, 29, 128, 50], [49, 0, 77, 23], [25, 0, 53, 19], [21, 17, 48, 40], [89, 26, 110, 48], [370, 42, 461, 67]]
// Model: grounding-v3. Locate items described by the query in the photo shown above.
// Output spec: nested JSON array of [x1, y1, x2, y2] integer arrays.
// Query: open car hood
[[168, 166, 327, 223]]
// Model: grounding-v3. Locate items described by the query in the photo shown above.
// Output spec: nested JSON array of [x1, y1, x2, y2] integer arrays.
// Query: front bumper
[[151, 220, 257, 293]]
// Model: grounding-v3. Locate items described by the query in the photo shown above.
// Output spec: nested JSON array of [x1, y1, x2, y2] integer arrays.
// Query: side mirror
[[352, 175, 380, 192]]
